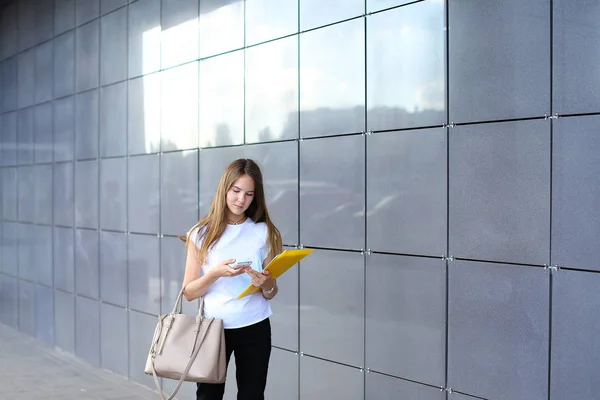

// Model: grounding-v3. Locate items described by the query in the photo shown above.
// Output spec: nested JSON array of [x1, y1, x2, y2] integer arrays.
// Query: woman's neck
[[227, 214, 247, 225]]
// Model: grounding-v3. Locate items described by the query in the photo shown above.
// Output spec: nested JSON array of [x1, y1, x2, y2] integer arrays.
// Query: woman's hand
[[210, 259, 247, 278], [245, 269, 275, 290]]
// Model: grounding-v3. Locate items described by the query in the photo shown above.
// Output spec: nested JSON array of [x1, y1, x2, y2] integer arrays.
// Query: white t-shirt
[[188, 218, 273, 329]]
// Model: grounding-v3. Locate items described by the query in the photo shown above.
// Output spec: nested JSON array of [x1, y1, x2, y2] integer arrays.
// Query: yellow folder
[[237, 248, 314, 299]]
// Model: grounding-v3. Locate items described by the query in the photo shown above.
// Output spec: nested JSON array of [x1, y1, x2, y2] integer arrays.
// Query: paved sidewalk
[[0, 324, 157, 400]]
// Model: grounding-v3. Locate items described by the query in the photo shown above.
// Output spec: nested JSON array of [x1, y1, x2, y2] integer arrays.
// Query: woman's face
[[226, 174, 255, 220]]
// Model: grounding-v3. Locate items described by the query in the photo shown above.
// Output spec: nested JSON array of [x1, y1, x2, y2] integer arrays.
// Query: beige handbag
[[145, 287, 227, 400]]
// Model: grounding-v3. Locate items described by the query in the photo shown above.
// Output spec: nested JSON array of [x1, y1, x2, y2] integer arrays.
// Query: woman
[[181, 158, 282, 400]]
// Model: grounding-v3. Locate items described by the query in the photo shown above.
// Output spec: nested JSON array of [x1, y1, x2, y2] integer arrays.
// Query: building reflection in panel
[[2, 168, 17, 221], [128, 0, 161, 78], [367, 0, 445, 131], [300, 18, 365, 138], [366, 128, 446, 256], [300, 135, 365, 250], [1, 112, 17, 166], [367, 0, 417, 13], [161, 62, 198, 152], [100, 82, 127, 157], [128, 73, 161, 155], [300, 0, 364, 32], [199, 0, 244, 58], [33, 102, 53, 164], [245, 0, 298, 46], [161, 0, 198, 69], [199, 146, 245, 216], [199, 51, 244, 148], [244, 141, 299, 246], [32, 164, 52, 225], [245, 36, 298, 143]]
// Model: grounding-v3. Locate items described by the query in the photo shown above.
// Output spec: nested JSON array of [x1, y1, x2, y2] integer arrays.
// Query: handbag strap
[[171, 287, 185, 315], [198, 296, 205, 319], [179, 285, 206, 320], [150, 316, 215, 400]]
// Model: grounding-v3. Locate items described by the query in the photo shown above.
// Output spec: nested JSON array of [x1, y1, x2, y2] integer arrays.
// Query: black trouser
[[196, 318, 271, 400]]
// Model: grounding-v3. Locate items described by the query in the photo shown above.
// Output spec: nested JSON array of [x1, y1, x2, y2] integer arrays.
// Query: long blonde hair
[[183, 158, 282, 265]]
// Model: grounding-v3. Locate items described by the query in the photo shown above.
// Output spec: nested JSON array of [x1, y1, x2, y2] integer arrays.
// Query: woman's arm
[[260, 271, 278, 300], [245, 254, 278, 300], [182, 244, 243, 301], [261, 254, 278, 300]]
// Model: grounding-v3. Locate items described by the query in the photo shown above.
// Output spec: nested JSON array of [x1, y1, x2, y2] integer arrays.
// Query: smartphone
[[230, 260, 252, 269]]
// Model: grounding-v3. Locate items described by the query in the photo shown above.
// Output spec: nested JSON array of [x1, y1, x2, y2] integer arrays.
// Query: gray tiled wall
[[0, 1, 599, 400]]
